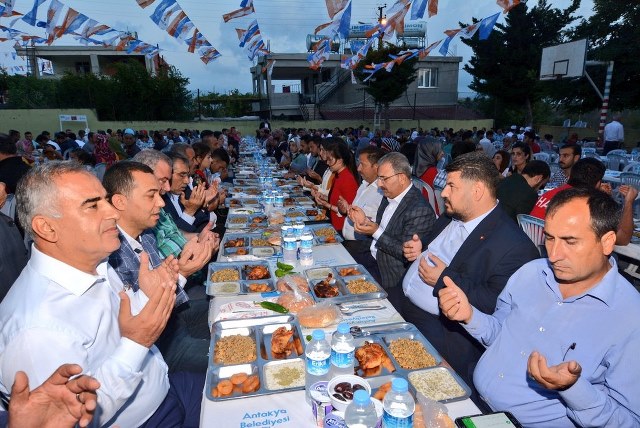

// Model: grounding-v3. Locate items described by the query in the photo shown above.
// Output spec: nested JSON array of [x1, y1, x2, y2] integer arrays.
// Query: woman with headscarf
[[93, 133, 117, 168], [413, 136, 444, 189]]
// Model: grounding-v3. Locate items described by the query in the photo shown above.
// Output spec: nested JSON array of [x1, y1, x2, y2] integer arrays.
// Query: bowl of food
[[327, 374, 371, 412]]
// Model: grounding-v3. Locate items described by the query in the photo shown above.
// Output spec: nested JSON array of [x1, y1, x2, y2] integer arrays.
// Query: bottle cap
[[337, 322, 350, 334], [353, 389, 370, 405], [312, 329, 325, 341], [391, 378, 408, 393]]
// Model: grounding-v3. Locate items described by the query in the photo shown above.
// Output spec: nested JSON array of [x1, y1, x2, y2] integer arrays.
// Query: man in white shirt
[[401, 152, 539, 396], [338, 146, 384, 241], [103, 161, 214, 373], [0, 162, 203, 426], [347, 152, 435, 310], [603, 114, 624, 155]]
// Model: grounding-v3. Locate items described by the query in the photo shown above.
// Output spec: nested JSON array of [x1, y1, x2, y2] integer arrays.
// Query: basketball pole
[[597, 61, 614, 147]]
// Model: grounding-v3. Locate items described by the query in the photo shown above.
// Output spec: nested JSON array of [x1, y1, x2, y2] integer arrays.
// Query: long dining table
[[199, 242, 481, 427]]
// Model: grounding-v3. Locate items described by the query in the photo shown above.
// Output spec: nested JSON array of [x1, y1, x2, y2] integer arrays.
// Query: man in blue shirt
[[439, 187, 640, 427]]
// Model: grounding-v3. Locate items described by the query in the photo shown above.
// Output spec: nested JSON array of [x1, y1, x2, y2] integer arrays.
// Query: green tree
[[3, 59, 194, 121], [461, 0, 580, 126], [199, 89, 257, 118], [353, 44, 418, 129]]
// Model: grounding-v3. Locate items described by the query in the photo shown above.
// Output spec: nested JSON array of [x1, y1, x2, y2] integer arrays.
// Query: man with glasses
[[162, 152, 210, 233], [347, 152, 435, 311]]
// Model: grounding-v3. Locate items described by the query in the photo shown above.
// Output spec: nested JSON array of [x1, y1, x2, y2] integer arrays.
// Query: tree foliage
[[353, 44, 418, 129], [199, 89, 257, 118], [3, 60, 194, 121], [461, 0, 579, 125]]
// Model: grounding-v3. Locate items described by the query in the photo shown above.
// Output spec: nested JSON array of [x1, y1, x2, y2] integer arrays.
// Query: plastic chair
[[412, 176, 439, 217], [582, 147, 597, 158], [623, 162, 640, 174], [607, 154, 627, 172], [517, 214, 545, 256], [533, 152, 550, 163], [433, 188, 445, 216], [582, 141, 596, 149], [543, 151, 559, 163], [607, 149, 628, 157], [620, 172, 640, 189]]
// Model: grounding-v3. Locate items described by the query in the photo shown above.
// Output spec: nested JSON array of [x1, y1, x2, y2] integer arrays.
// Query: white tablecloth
[[200, 243, 481, 426]]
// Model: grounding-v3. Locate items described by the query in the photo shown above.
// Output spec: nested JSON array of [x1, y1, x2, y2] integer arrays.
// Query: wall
[[537, 125, 640, 149], [0, 109, 494, 137]]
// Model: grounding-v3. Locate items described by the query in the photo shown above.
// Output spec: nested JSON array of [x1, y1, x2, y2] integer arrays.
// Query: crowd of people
[[0, 119, 638, 427]]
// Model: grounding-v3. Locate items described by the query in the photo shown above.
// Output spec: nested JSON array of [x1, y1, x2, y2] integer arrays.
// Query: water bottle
[[345, 390, 379, 428], [330, 323, 355, 377], [382, 378, 415, 428], [299, 228, 314, 267], [293, 221, 305, 239], [282, 229, 298, 264], [274, 192, 284, 208], [305, 329, 331, 403]]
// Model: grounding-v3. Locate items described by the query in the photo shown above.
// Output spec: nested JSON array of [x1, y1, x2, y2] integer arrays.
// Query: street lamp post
[[377, 4, 386, 50]]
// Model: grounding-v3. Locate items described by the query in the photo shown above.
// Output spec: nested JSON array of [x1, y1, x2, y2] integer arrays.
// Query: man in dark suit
[[162, 152, 211, 233], [402, 152, 539, 398], [348, 152, 436, 311]]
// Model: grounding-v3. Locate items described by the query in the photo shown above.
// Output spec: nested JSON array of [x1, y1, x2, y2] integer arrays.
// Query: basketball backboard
[[540, 39, 587, 80]]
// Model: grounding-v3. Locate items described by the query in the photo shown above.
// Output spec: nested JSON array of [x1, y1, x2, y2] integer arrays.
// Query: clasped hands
[[347, 205, 378, 235], [438, 276, 581, 391]]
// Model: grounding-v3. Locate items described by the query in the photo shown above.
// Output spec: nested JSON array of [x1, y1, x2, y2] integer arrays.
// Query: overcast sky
[[1, 0, 594, 96]]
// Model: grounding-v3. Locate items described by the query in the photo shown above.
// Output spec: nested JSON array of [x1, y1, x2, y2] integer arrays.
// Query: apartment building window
[[418, 68, 438, 88]]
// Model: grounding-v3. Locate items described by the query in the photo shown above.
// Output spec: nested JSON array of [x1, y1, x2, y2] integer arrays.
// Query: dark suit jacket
[[404, 206, 539, 388], [374, 185, 435, 290], [496, 173, 538, 222], [162, 191, 210, 233]]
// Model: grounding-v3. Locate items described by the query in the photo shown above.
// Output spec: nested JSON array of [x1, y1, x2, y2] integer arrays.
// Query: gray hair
[[133, 149, 172, 170], [16, 161, 88, 236], [378, 152, 411, 178]]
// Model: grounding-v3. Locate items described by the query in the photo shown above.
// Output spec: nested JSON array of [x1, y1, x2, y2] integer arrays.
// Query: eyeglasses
[[376, 172, 402, 183]]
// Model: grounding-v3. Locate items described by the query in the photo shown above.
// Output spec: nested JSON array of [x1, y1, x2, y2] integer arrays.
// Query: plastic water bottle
[[293, 221, 305, 239], [282, 229, 298, 264], [305, 329, 331, 403], [382, 378, 415, 428], [299, 228, 314, 267], [345, 390, 379, 428], [330, 323, 355, 377]]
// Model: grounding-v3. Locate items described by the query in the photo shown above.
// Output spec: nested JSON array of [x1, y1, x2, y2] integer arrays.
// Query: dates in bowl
[[327, 374, 371, 412]]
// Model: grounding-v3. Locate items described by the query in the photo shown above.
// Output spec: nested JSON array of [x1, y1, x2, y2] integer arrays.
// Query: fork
[[339, 305, 385, 316]]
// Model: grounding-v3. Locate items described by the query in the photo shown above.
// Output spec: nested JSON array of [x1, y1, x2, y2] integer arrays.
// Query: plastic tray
[[352, 322, 471, 404], [304, 264, 387, 304], [306, 223, 344, 244], [206, 315, 306, 401], [207, 261, 276, 296]]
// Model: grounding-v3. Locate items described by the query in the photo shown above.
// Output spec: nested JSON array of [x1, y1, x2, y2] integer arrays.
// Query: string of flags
[[0, 0, 523, 75], [342, 0, 514, 81], [135, 0, 220, 63], [221, 0, 269, 61]]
